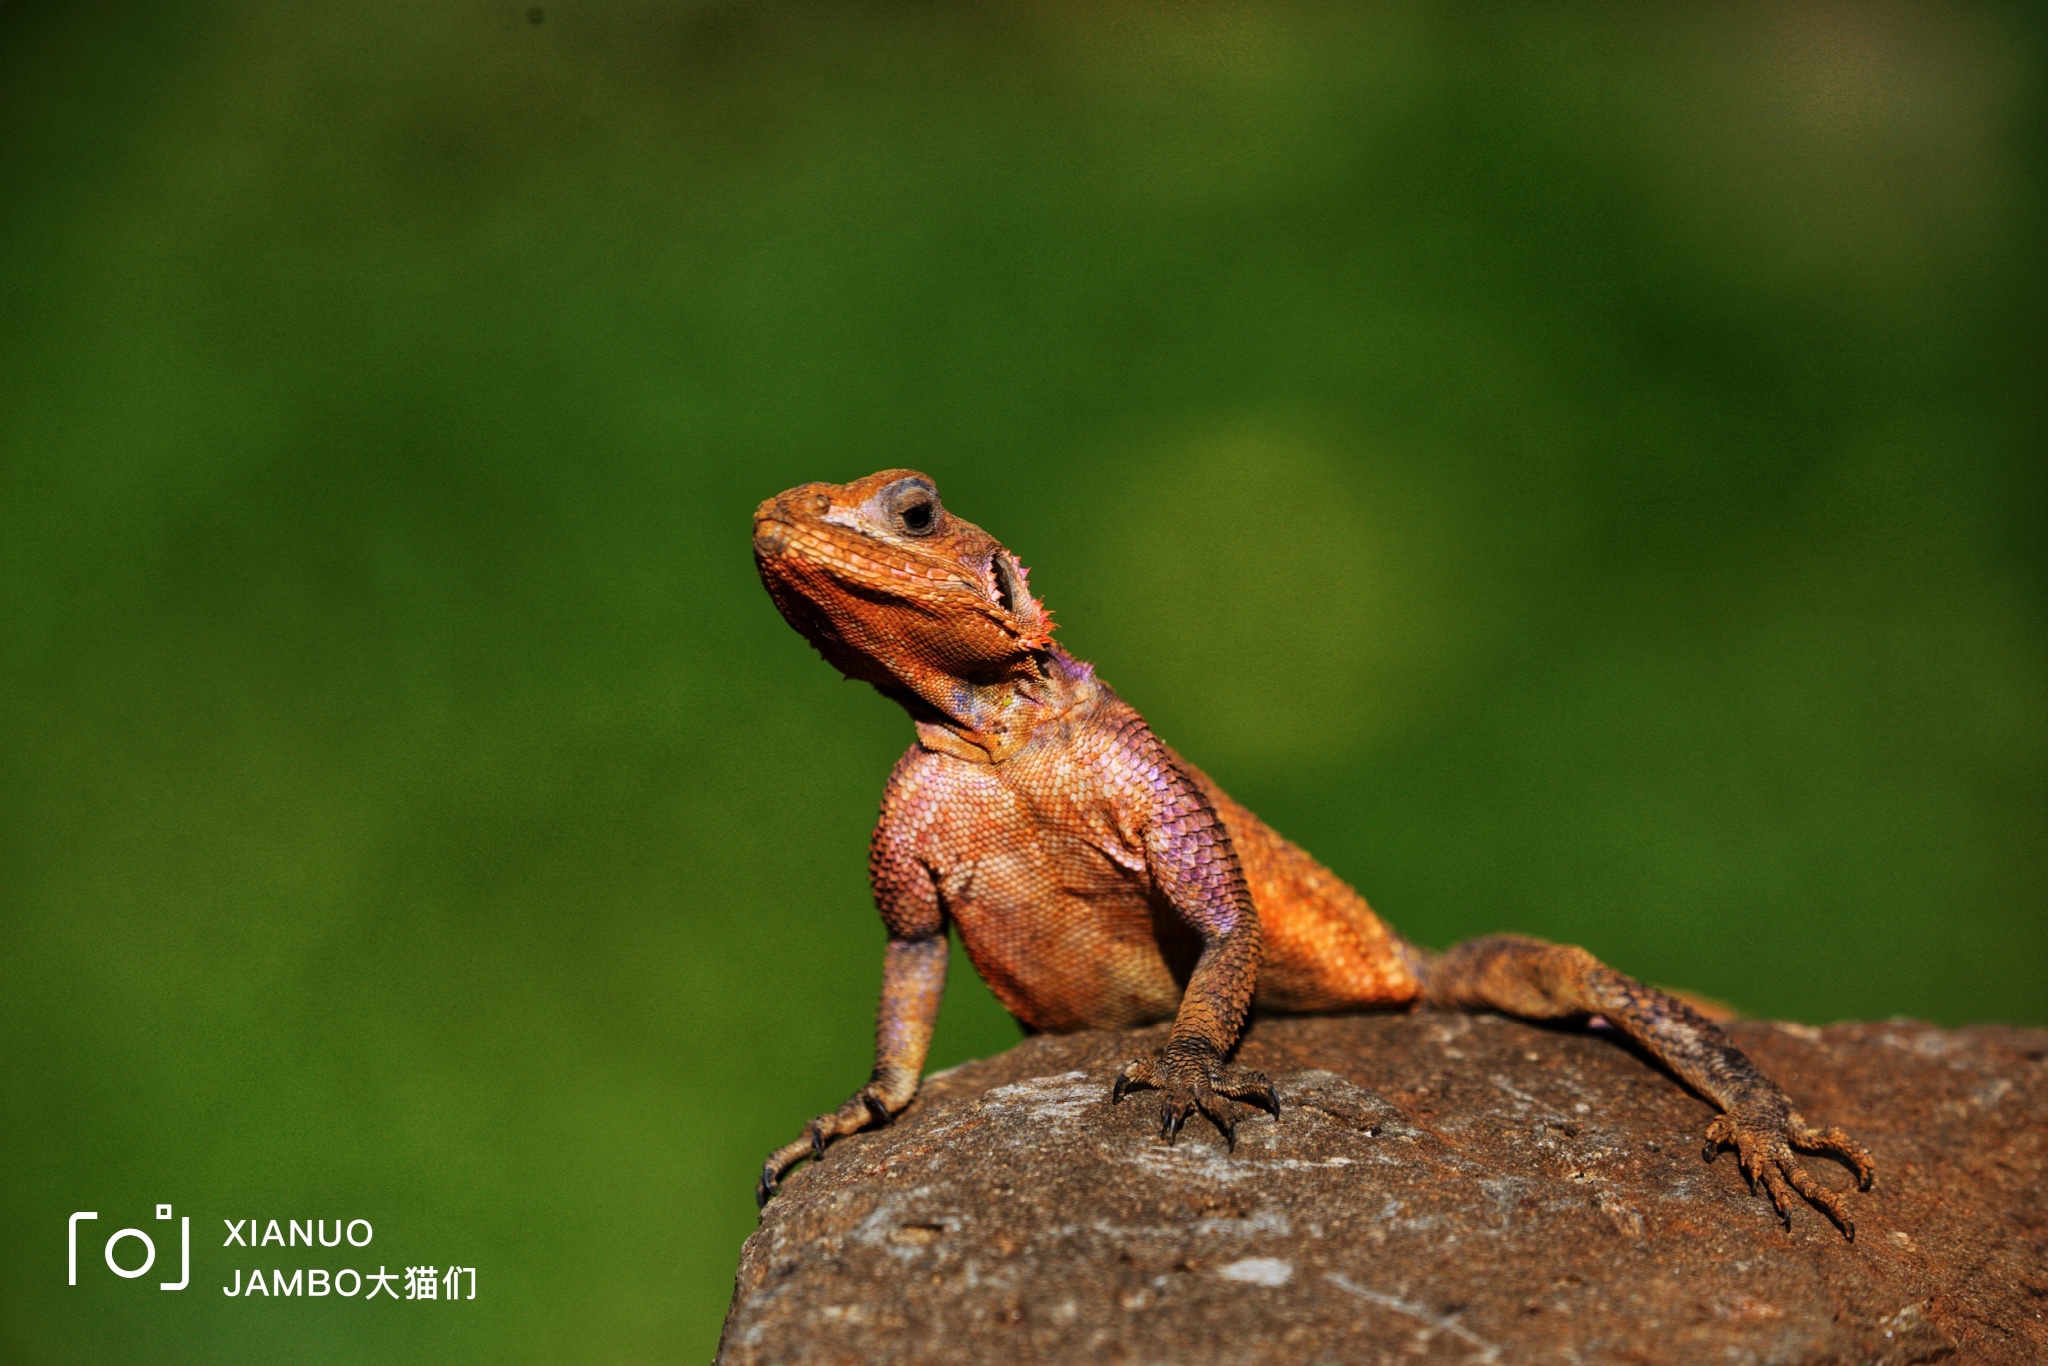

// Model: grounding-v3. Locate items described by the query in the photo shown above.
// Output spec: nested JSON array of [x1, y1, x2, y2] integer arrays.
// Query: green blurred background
[[3, 1, 2042, 1360]]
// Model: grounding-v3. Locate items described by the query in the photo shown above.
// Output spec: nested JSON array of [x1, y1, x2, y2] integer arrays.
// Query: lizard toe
[[755, 1088, 899, 1209], [1111, 1056, 1159, 1106], [1213, 1064, 1281, 1119], [1160, 1097, 1191, 1144], [1790, 1117, 1876, 1192]]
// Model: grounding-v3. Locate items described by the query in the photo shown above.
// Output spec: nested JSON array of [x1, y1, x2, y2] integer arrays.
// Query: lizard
[[750, 468, 1876, 1237]]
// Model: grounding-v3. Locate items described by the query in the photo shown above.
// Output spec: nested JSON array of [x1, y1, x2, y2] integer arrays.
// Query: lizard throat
[[906, 653, 1099, 764]]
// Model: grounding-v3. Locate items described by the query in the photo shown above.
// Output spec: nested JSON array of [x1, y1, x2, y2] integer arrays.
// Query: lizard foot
[[756, 1087, 894, 1208], [1703, 1104, 1876, 1240], [1111, 1042, 1280, 1150]]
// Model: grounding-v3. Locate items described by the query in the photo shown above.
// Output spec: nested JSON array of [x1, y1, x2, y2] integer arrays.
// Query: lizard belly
[[938, 847, 1184, 1034]]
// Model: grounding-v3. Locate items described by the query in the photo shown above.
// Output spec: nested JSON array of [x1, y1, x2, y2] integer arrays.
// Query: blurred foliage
[[1, 1, 2042, 1360]]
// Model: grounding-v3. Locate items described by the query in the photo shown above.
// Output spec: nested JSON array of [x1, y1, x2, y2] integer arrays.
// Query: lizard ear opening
[[991, 550, 1056, 652], [992, 551, 1029, 617]]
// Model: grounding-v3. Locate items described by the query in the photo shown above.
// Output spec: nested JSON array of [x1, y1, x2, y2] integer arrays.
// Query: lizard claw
[[1702, 1104, 1875, 1240], [1162, 1104, 1187, 1144], [1111, 1045, 1279, 1150], [1111, 1066, 1143, 1106]]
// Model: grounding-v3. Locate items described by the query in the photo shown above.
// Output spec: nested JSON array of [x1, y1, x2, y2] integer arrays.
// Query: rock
[[718, 1013, 2048, 1365]]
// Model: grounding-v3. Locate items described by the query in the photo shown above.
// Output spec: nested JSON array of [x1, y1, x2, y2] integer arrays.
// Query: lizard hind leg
[[1420, 933, 1874, 1239]]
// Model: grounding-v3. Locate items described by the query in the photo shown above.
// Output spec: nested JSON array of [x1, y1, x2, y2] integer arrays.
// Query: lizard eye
[[886, 480, 942, 537]]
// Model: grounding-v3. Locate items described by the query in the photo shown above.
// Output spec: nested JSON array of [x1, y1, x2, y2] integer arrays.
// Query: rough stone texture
[[719, 1013, 2048, 1365]]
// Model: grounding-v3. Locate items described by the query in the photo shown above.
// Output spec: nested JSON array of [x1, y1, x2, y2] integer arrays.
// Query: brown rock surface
[[719, 1013, 2048, 1364]]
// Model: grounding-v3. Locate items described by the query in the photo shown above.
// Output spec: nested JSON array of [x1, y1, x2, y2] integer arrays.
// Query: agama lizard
[[751, 469, 1875, 1236]]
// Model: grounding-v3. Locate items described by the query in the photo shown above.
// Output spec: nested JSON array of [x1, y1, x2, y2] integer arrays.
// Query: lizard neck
[[900, 646, 1100, 765]]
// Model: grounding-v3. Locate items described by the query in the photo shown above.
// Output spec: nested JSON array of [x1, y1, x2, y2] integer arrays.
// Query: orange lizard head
[[753, 470, 1058, 720]]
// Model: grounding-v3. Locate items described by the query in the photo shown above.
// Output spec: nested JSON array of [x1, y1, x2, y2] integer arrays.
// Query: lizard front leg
[[758, 751, 952, 1207], [1111, 924, 1278, 1146], [1109, 755, 1279, 1147], [756, 933, 947, 1206], [1424, 934, 1875, 1237]]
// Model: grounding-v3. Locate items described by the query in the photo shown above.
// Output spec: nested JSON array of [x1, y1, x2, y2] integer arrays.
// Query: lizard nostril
[[754, 520, 790, 556]]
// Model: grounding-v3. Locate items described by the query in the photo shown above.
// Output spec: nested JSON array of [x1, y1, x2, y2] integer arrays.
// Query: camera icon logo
[[69, 1206, 190, 1291]]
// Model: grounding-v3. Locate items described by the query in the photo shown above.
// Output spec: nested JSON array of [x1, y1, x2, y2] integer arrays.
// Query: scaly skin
[[751, 470, 1875, 1237]]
